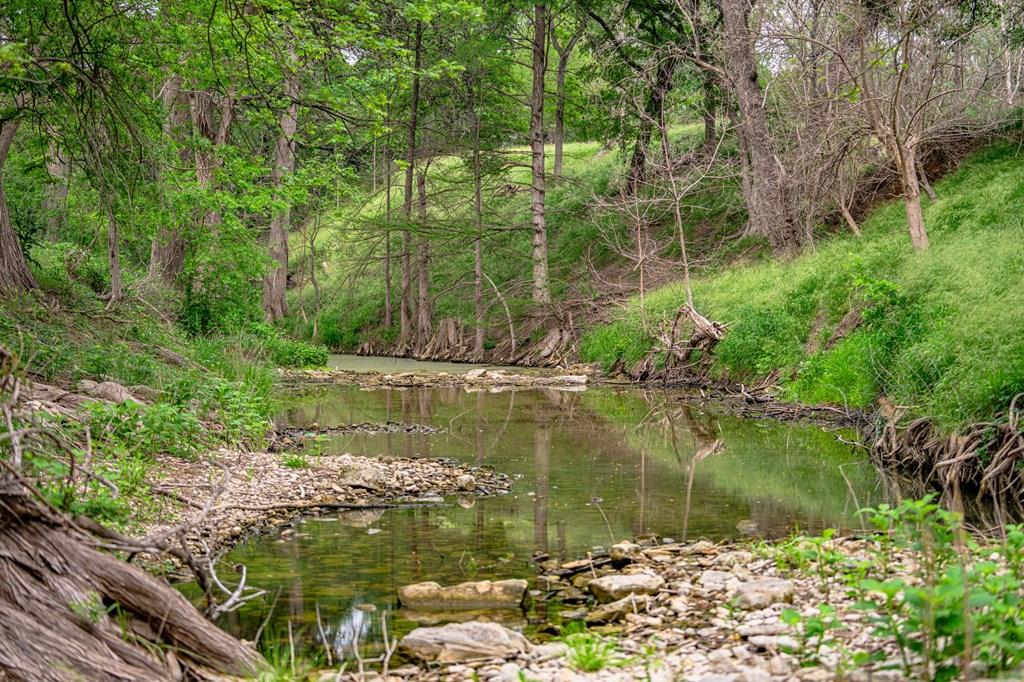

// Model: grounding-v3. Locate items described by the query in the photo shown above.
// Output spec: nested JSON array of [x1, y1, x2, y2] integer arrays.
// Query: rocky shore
[[142, 450, 511, 559], [316, 536, 930, 682], [281, 366, 595, 390]]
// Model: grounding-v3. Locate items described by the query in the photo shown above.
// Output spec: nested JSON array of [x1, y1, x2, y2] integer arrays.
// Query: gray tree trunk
[[415, 170, 432, 352], [149, 74, 188, 284], [719, 0, 796, 253], [530, 4, 552, 305], [262, 57, 299, 322], [400, 21, 423, 350]]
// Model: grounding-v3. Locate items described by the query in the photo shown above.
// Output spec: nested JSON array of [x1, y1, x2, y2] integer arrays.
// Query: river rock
[[734, 579, 795, 609], [398, 579, 528, 610], [610, 541, 642, 563], [456, 474, 477, 491], [335, 455, 388, 491], [586, 593, 649, 623], [588, 572, 665, 602], [465, 368, 488, 379], [398, 622, 532, 663]]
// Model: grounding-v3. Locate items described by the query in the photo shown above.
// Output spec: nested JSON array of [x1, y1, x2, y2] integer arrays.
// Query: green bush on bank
[[581, 142, 1024, 431]]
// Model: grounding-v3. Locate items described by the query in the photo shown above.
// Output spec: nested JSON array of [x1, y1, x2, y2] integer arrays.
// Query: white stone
[[399, 622, 533, 663], [588, 572, 665, 602], [734, 578, 795, 609]]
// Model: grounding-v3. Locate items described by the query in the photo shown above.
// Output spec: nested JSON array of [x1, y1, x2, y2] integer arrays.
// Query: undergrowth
[[769, 496, 1024, 681], [0, 268, 325, 529]]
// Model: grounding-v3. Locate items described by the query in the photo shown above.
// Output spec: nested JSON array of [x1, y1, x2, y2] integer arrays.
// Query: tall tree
[[0, 118, 36, 293], [530, 4, 552, 305], [719, 0, 797, 252], [263, 49, 300, 322]]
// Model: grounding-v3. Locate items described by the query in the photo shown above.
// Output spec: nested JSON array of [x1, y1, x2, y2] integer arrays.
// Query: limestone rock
[[610, 541, 642, 563], [586, 594, 649, 623], [335, 455, 388, 491], [456, 474, 477, 491], [398, 622, 532, 663], [734, 579, 795, 609], [398, 579, 528, 611], [588, 572, 665, 602]]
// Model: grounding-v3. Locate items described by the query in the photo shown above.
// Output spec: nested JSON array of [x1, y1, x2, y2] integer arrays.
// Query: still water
[[208, 358, 883, 659]]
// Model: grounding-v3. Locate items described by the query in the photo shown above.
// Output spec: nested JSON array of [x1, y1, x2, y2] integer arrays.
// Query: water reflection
[[211, 383, 883, 659]]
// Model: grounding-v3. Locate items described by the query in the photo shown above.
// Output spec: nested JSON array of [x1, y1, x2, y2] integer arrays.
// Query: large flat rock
[[399, 621, 533, 663], [398, 579, 528, 610]]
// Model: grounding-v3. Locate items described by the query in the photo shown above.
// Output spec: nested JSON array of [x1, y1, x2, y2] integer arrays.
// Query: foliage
[[559, 623, 621, 672], [770, 497, 1024, 681]]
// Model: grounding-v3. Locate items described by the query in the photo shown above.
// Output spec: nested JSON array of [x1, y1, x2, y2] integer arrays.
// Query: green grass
[[581, 141, 1024, 431]]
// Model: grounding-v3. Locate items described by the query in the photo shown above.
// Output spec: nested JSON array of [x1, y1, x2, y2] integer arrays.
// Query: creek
[[202, 356, 884, 661]]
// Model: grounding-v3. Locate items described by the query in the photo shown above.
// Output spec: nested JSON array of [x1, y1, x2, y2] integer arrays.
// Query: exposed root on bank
[[0, 492, 265, 681], [871, 394, 1024, 522], [1, 345, 266, 680]]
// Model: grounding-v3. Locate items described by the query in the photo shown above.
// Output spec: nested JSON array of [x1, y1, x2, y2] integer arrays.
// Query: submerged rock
[[588, 572, 665, 602], [398, 579, 528, 610], [398, 621, 532, 663]]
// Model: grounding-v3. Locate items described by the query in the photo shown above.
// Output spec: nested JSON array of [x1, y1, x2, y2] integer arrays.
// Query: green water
[[207, 367, 883, 661]]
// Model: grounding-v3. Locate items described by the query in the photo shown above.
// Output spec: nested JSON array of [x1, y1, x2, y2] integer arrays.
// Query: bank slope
[[582, 141, 1024, 431]]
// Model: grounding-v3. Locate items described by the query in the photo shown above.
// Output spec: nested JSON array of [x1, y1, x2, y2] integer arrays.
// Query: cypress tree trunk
[[0, 119, 37, 293], [399, 21, 423, 351], [415, 170, 432, 352], [530, 4, 552, 305], [263, 57, 299, 322]]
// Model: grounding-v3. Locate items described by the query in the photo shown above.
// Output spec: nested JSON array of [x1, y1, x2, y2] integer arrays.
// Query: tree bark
[[625, 55, 679, 196], [530, 4, 552, 306], [399, 21, 423, 351], [415, 170, 432, 352], [102, 193, 122, 303], [701, 73, 718, 152], [0, 118, 37, 293], [383, 129, 392, 329], [189, 88, 234, 231], [719, 0, 796, 253], [896, 143, 929, 251], [263, 57, 300, 322], [551, 19, 583, 180], [44, 141, 70, 240], [470, 79, 485, 359], [149, 74, 188, 284]]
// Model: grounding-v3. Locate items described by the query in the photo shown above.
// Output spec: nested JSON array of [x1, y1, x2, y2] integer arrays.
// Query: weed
[[559, 623, 621, 672], [281, 452, 309, 469]]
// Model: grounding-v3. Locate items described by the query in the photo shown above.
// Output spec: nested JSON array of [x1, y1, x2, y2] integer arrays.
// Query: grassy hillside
[[582, 142, 1024, 431], [286, 125, 746, 350]]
